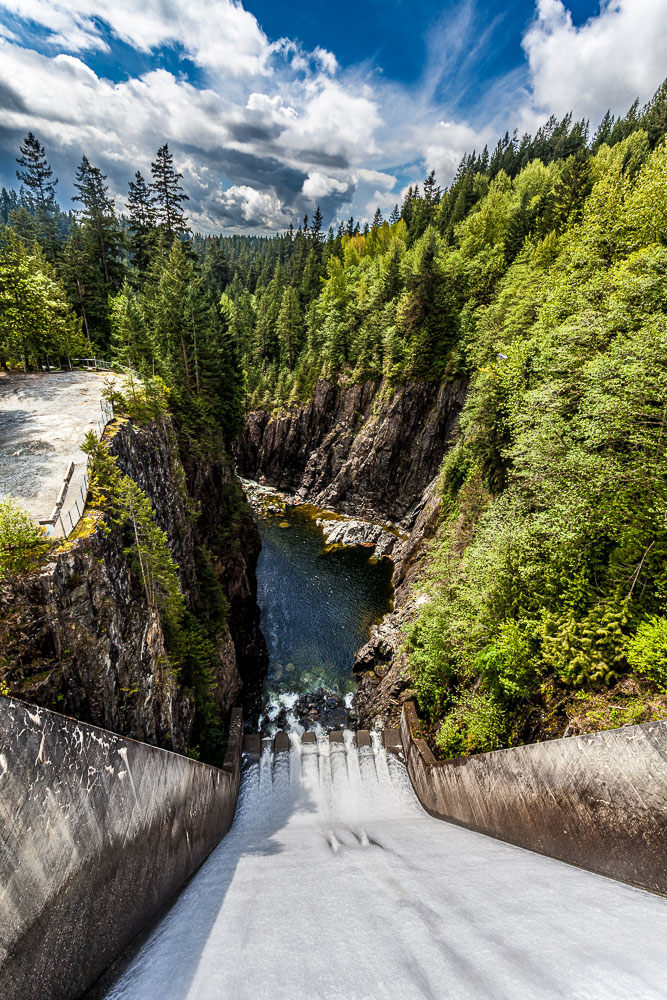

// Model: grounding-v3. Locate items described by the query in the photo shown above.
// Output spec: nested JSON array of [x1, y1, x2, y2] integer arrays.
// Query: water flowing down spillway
[[106, 735, 667, 1000]]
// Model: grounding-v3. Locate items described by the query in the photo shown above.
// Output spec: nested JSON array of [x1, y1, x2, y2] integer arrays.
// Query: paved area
[[0, 371, 114, 529]]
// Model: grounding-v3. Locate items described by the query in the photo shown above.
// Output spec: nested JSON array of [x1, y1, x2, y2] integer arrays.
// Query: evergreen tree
[[550, 149, 593, 228], [150, 144, 190, 243], [276, 285, 303, 372], [389, 204, 400, 225], [310, 206, 324, 245], [15, 132, 59, 264], [372, 207, 383, 229], [127, 171, 156, 271], [59, 220, 104, 349], [300, 249, 322, 304], [73, 156, 123, 288]]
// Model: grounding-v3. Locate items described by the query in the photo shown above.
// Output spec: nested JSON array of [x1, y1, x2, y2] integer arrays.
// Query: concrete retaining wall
[[0, 696, 243, 1000], [401, 702, 667, 895]]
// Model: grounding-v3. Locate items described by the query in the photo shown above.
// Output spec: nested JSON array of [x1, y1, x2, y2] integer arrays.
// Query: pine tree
[[73, 156, 123, 287], [150, 144, 190, 243], [372, 207, 383, 229], [310, 206, 324, 245], [127, 171, 156, 271], [550, 149, 593, 228], [300, 249, 322, 305], [641, 78, 667, 148], [110, 281, 154, 374], [276, 285, 303, 372], [59, 221, 103, 349], [15, 132, 59, 264], [1, 187, 19, 224], [592, 110, 616, 151], [389, 204, 400, 225]]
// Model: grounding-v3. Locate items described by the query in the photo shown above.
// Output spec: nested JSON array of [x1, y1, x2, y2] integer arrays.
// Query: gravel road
[[0, 371, 115, 528]]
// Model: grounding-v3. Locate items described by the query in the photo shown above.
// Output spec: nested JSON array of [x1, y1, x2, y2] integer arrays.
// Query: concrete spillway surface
[[106, 736, 667, 1000]]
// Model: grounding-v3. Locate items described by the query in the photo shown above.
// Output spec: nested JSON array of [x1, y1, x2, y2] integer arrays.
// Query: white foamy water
[[106, 734, 667, 1000]]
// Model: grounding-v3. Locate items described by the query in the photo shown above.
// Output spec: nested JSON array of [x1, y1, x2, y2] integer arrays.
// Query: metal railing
[[28, 359, 143, 539], [39, 396, 116, 539]]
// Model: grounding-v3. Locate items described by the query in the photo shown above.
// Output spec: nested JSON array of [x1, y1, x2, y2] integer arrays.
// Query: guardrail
[[39, 396, 116, 538], [24, 359, 143, 539]]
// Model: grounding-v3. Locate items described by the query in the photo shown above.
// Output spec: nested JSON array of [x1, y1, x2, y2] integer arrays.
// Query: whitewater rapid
[[105, 733, 667, 1000]]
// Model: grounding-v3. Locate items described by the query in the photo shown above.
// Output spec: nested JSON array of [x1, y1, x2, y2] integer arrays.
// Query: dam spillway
[[104, 731, 667, 1000]]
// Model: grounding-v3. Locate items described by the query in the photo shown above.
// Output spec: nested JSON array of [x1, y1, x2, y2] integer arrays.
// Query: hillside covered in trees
[[1, 78, 666, 755]]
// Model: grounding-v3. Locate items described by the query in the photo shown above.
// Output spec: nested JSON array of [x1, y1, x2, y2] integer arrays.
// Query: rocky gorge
[[238, 376, 467, 730]]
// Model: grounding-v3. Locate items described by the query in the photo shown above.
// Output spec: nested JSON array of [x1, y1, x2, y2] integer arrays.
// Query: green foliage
[[405, 135, 667, 750], [103, 374, 170, 424], [627, 617, 667, 692], [83, 434, 183, 625], [0, 232, 87, 368], [0, 497, 54, 578], [435, 690, 507, 758], [540, 603, 629, 688], [475, 618, 542, 700]]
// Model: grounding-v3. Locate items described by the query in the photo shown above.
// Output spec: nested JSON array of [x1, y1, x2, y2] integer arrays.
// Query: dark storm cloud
[[226, 120, 286, 144]]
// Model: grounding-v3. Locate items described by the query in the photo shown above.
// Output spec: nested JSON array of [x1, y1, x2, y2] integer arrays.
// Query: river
[[253, 495, 394, 711]]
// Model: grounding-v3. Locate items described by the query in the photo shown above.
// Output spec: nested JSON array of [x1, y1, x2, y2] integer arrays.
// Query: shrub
[[0, 497, 53, 578], [540, 602, 629, 687], [435, 689, 508, 758], [475, 618, 542, 700], [626, 616, 667, 692]]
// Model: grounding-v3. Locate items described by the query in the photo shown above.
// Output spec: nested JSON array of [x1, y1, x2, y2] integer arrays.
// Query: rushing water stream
[[106, 735, 667, 1000]]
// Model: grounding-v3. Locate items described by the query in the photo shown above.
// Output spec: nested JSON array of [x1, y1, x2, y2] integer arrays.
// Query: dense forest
[[1, 77, 666, 755]]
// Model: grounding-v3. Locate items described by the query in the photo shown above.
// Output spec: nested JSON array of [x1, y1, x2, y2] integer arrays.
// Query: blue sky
[[0, 1, 665, 233]]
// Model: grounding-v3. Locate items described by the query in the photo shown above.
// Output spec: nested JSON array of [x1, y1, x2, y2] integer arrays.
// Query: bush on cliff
[[0, 497, 53, 579]]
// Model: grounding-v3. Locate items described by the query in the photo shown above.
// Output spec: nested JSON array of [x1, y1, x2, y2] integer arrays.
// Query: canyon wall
[[0, 416, 266, 753], [237, 377, 467, 524], [237, 377, 466, 729], [0, 696, 243, 1000]]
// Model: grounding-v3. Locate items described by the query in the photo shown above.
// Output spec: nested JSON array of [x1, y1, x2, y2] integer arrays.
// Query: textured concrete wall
[[401, 702, 667, 895], [0, 696, 243, 1000]]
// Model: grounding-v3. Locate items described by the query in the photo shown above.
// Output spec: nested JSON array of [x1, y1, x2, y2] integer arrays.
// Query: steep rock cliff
[[353, 477, 444, 728], [237, 377, 467, 524], [238, 377, 466, 729], [0, 417, 265, 753]]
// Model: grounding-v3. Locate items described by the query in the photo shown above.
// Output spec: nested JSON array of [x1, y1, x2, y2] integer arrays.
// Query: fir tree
[[15, 132, 59, 264], [276, 285, 303, 372], [372, 207, 383, 229], [73, 156, 123, 287], [127, 171, 156, 271], [150, 144, 190, 243]]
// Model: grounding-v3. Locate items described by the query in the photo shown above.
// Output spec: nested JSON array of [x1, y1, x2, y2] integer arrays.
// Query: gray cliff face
[[0, 418, 265, 752], [353, 478, 444, 729], [237, 377, 467, 524], [238, 378, 465, 729]]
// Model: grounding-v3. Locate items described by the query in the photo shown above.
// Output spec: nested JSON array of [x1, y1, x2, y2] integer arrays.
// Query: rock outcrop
[[0, 417, 266, 753], [316, 516, 402, 559], [353, 477, 444, 729], [237, 377, 467, 524], [238, 377, 466, 730]]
